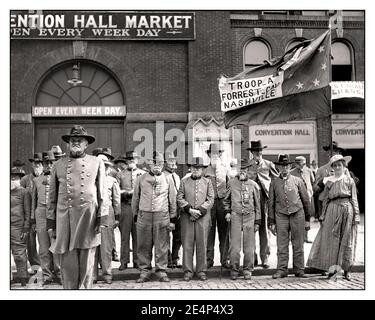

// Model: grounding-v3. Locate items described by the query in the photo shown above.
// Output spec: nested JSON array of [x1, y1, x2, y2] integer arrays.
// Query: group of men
[[11, 124, 352, 288]]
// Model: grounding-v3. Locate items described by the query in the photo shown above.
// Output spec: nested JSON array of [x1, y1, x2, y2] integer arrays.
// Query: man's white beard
[[239, 173, 247, 180], [70, 145, 85, 157], [152, 167, 162, 175]]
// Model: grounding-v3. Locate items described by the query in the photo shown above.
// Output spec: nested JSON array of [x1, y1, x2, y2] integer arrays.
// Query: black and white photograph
[[7, 3, 369, 300]]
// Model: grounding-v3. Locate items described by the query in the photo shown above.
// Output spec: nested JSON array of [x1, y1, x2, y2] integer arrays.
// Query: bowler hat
[[274, 154, 293, 166], [188, 157, 207, 168], [124, 151, 140, 160], [62, 125, 95, 144], [97, 147, 114, 160], [239, 159, 250, 169], [28, 153, 43, 163], [148, 151, 165, 162], [247, 140, 268, 151], [50, 145, 65, 158], [42, 151, 56, 162], [13, 159, 25, 167], [323, 141, 345, 153], [329, 154, 352, 167], [10, 167, 26, 177], [206, 143, 224, 154], [92, 148, 103, 157]]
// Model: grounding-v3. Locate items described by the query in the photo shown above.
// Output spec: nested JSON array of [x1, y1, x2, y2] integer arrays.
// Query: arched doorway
[[33, 60, 126, 157]]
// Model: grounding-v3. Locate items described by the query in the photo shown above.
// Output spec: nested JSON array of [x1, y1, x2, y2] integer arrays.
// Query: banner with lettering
[[330, 81, 364, 100], [32, 106, 126, 117], [221, 30, 332, 128], [10, 11, 195, 40]]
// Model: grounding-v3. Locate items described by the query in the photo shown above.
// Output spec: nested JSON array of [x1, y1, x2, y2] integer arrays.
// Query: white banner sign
[[330, 81, 364, 100], [332, 120, 364, 148], [219, 73, 283, 112]]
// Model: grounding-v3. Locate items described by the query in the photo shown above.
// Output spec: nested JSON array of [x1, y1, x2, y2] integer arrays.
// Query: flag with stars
[[220, 30, 331, 128]]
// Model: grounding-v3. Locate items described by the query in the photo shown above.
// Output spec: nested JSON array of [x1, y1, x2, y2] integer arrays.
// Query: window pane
[[332, 42, 351, 65], [244, 40, 269, 66], [101, 92, 124, 106], [286, 40, 304, 52]]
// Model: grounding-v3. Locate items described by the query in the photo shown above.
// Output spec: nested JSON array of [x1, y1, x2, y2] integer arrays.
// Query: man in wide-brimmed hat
[[50, 145, 66, 159], [30, 151, 61, 286], [223, 159, 261, 280], [132, 151, 177, 283], [20, 153, 43, 269], [92, 153, 121, 284], [268, 154, 311, 279], [177, 157, 214, 281], [117, 150, 146, 270], [164, 151, 182, 268], [247, 140, 278, 269], [47, 125, 109, 289], [204, 143, 230, 269], [11, 167, 31, 287], [291, 156, 315, 243]]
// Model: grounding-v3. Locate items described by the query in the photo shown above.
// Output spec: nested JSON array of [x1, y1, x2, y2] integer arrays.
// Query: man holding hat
[[132, 151, 177, 283], [247, 140, 278, 268], [117, 151, 146, 270], [177, 157, 214, 281], [223, 159, 261, 280], [47, 125, 109, 289], [93, 151, 121, 284], [268, 154, 311, 279], [291, 156, 315, 243], [164, 151, 182, 268], [11, 167, 31, 286], [21, 153, 43, 269], [204, 143, 230, 269], [30, 151, 61, 285]]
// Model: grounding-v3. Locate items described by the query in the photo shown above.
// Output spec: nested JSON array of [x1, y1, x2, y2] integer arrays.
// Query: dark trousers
[[27, 229, 40, 266], [207, 197, 229, 266], [94, 227, 114, 281], [255, 189, 271, 263], [37, 228, 61, 281], [120, 203, 137, 266], [11, 227, 28, 279], [168, 216, 182, 264], [275, 210, 305, 274]]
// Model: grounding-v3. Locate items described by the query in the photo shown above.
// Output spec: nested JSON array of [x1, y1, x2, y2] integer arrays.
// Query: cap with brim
[[323, 141, 345, 152], [329, 155, 352, 167], [42, 151, 56, 162], [274, 154, 293, 165], [97, 147, 114, 161], [148, 151, 164, 162], [247, 140, 268, 151], [294, 156, 306, 163], [50, 145, 65, 158], [10, 167, 26, 177], [97, 154, 114, 167], [28, 153, 43, 163], [188, 157, 207, 168], [62, 125, 95, 144], [124, 151, 140, 160], [113, 156, 127, 164]]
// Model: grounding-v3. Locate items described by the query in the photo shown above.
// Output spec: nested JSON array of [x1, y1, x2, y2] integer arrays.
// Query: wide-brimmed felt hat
[[247, 140, 268, 151], [62, 125, 95, 144], [42, 151, 56, 162], [97, 147, 114, 161], [12, 160, 25, 167], [239, 159, 250, 170], [188, 157, 207, 168], [10, 167, 26, 177], [148, 151, 164, 162], [50, 145, 65, 158], [92, 148, 103, 157], [323, 141, 345, 153], [97, 154, 114, 167], [28, 153, 43, 163], [329, 154, 352, 167], [206, 143, 224, 155], [274, 154, 293, 166], [124, 151, 140, 160]]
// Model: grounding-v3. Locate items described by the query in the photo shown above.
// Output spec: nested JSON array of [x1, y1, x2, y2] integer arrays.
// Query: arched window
[[332, 41, 354, 81], [285, 39, 305, 52], [36, 61, 124, 106], [244, 40, 270, 70]]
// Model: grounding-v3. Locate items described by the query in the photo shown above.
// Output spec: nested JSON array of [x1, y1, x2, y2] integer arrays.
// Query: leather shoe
[[42, 278, 54, 286], [133, 263, 139, 269], [20, 279, 27, 287], [184, 273, 193, 282], [119, 264, 127, 271], [104, 278, 112, 284], [304, 239, 313, 243], [112, 253, 120, 262], [159, 276, 170, 283], [197, 273, 207, 281], [136, 277, 150, 283], [222, 262, 231, 269], [272, 271, 287, 279], [93, 280, 97, 284], [207, 261, 214, 269], [244, 272, 252, 280], [262, 263, 270, 269], [230, 274, 237, 280], [295, 272, 307, 278], [344, 271, 352, 281]]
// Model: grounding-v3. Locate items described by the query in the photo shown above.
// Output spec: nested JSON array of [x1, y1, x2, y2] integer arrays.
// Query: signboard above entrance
[[32, 106, 126, 117], [10, 11, 196, 40]]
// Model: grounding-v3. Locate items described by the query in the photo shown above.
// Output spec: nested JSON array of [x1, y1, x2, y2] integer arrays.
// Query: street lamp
[[67, 62, 83, 86]]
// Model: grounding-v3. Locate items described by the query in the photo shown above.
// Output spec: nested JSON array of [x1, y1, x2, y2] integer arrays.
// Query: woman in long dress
[[307, 155, 360, 281]]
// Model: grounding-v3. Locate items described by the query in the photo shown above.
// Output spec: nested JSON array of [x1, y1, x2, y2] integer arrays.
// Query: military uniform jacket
[[291, 166, 315, 199], [204, 165, 228, 199], [223, 177, 262, 224], [268, 175, 311, 224], [248, 158, 279, 198], [47, 154, 108, 254], [31, 174, 51, 231], [20, 173, 37, 193], [117, 168, 145, 204], [11, 187, 31, 231], [177, 176, 214, 217], [105, 175, 121, 226], [132, 172, 177, 218]]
